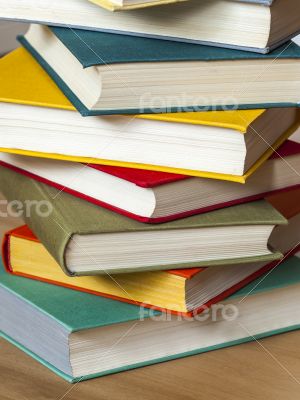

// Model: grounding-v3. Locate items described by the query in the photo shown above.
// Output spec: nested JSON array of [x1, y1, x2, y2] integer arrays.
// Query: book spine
[[0, 166, 72, 275]]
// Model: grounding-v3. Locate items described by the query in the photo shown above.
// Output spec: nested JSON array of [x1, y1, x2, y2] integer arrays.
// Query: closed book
[[1, 255, 300, 382], [1, 49, 299, 183], [19, 25, 300, 115], [89, 0, 188, 11], [0, 139, 299, 222], [3, 188, 299, 314], [0, 166, 286, 275], [1, 0, 299, 52]]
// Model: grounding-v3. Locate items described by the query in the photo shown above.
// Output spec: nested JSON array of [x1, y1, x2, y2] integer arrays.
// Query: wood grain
[[0, 193, 300, 399], [1, 332, 300, 400]]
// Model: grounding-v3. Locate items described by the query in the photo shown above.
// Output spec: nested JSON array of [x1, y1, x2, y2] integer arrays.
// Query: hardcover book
[[1, 48, 299, 182], [19, 25, 300, 115], [1, 255, 300, 382], [0, 166, 286, 276], [0, 0, 299, 52]]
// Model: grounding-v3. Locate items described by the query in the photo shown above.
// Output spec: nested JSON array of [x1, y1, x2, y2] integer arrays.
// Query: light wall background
[[0, 21, 29, 55]]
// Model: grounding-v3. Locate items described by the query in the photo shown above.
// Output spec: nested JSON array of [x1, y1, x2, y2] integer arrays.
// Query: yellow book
[[0, 48, 299, 183], [89, 0, 188, 11]]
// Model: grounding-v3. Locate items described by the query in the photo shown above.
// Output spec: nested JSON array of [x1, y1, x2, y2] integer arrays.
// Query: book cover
[[47, 26, 300, 67]]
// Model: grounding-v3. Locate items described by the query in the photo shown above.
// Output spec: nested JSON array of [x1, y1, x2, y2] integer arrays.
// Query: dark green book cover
[[37, 27, 300, 67]]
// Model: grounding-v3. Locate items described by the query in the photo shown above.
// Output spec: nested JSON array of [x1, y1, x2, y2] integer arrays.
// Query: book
[[1, 0, 299, 52], [1, 255, 300, 382], [19, 25, 300, 115], [0, 139, 299, 223], [89, 0, 188, 11], [1, 49, 299, 183], [3, 187, 300, 314], [0, 166, 286, 276]]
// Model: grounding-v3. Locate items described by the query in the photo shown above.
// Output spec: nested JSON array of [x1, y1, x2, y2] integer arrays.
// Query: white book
[[1, 0, 300, 52]]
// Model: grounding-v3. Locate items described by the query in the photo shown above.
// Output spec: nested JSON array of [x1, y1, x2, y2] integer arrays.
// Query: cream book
[[0, 0, 300, 52]]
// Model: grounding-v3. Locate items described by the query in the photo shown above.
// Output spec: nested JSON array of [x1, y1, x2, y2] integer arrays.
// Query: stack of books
[[0, 0, 300, 383]]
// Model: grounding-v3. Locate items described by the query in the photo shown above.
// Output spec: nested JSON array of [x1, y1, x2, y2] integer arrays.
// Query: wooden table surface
[[1, 198, 300, 400]]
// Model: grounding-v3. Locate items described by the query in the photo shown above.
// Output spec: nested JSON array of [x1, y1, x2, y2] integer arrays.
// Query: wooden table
[[1, 198, 300, 400]]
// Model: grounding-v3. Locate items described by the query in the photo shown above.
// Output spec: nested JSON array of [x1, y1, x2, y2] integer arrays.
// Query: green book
[[0, 166, 285, 275], [1, 256, 300, 382], [19, 25, 300, 115]]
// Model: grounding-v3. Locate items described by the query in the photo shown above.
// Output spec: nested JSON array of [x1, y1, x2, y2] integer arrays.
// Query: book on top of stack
[[0, 0, 300, 383], [1, 0, 300, 52]]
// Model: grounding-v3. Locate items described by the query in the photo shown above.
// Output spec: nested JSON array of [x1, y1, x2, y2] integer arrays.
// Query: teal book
[[19, 25, 300, 115], [1, 256, 300, 382]]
